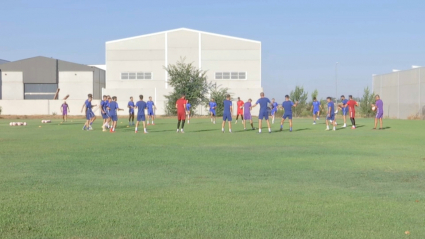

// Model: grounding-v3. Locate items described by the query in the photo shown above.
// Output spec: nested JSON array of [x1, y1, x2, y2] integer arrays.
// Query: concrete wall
[[373, 67, 424, 119], [58, 72, 93, 100], [1, 72, 23, 100]]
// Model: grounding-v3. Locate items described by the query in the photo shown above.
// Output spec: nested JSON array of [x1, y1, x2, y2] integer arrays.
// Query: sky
[[1, 0, 425, 101]]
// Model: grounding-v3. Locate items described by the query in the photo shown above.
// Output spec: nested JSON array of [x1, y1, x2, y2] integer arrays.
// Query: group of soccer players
[[81, 91, 384, 133]]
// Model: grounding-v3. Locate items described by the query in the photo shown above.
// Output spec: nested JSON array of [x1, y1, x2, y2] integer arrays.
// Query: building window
[[121, 72, 153, 80], [215, 72, 247, 80], [24, 84, 58, 99]]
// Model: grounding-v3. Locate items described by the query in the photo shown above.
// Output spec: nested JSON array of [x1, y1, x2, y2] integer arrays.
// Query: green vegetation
[[360, 86, 375, 117], [206, 84, 230, 116], [0, 117, 424, 238]]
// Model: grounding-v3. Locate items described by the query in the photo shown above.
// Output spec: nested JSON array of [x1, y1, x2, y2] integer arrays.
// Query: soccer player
[[100, 95, 109, 131], [338, 95, 349, 128], [243, 99, 255, 130], [221, 94, 233, 133], [134, 95, 148, 133], [186, 100, 191, 124], [372, 95, 384, 130], [81, 94, 96, 130], [280, 95, 298, 132], [326, 97, 336, 131], [128, 96, 135, 126], [346, 95, 359, 129], [209, 98, 217, 124], [270, 98, 278, 124], [235, 97, 244, 124], [311, 97, 322, 124], [147, 96, 156, 125], [252, 92, 272, 133], [108, 96, 123, 133], [60, 101, 70, 122], [176, 94, 187, 133]]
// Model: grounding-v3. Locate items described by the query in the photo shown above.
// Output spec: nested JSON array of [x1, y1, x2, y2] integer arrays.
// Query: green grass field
[[0, 117, 424, 238]]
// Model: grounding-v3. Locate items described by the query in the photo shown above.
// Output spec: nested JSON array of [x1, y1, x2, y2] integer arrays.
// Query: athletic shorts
[[62, 111, 67, 116], [178, 112, 186, 121], [129, 110, 134, 114], [237, 110, 243, 115], [137, 114, 146, 122], [86, 111, 92, 120], [244, 113, 251, 120], [350, 111, 356, 118], [258, 110, 268, 120], [342, 109, 348, 116], [223, 113, 232, 121], [110, 115, 118, 122], [148, 110, 154, 116], [376, 112, 383, 119], [327, 114, 335, 121], [282, 113, 292, 120], [210, 110, 216, 116], [313, 110, 319, 115], [102, 113, 108, 119], [271, 109, 277, 116]]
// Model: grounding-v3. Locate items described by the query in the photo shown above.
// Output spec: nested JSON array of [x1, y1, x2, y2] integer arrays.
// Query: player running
[[222, 94, 233, 133], [311, 97, 322, 124], [128, 96, 135, 126], [186, 100, 191, 124], [280, 95, 298, 132], [338, 95, 349, 128], [252, 92, 272, 133], [235, 97, 244, 124], [81, 94, 96, 130], [108, 96, 123, 133], [176, 94, 187, 133], [147, 96, 156, 125], [326, 97, 336, 131], [372, 95, 384, 130], [209, 98, 217, 124], [60, 101, 70, 122], [243, 99, 255, 130], [270, 98, 278, 124], [134, 95, 148, 134], [100, 95, 110, 131], [346, 95, 358, 129]]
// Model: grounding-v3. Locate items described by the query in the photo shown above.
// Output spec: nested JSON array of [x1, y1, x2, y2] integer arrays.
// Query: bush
[[359, 87, 375, 117], [205, 85, 231, 116]]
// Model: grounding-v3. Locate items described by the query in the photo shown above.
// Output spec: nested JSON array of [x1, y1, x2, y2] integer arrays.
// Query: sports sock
[[268, 128, 271, 132], [222, 128, 224, 131], [229, 129, 232, 132], [181, 120, 185, 129], [177, 120, 181, 129], [259, 129, 262, 133], [280, 125, 283, 129], [135, 127, 138, 131], [152, 121, 154, 124], [353, 118, 356, 126], [241, 115, 244, 120]]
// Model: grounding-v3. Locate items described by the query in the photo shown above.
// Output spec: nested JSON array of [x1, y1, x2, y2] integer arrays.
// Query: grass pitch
[[0, 117, 424, 238]]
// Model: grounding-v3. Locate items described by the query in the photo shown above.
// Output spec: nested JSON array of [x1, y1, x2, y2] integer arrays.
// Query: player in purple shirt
[[372, 95, 384, 130], [60, 101, 70, 122], [243, 99, 255, 130]]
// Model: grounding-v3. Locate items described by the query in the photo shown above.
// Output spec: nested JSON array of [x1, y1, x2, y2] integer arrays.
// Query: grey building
[[0, 56, 105, 100], [373, 66, 425, 119], [0, 59, 9, 64]]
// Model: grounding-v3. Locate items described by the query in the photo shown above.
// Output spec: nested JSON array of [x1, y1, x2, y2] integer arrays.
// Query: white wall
[[2, 71, 23, 100], [59, 72, 93, 100]]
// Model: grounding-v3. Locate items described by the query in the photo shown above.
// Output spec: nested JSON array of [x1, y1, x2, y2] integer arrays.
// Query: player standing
[[100, 95, 109, 131], [280, 95, 298, 132], [209, 98, 217, 124], [235, 97, 244, 124], [134, 95, 148, 133], [243, 99, 255, 130], [252, 92, 272, 133], [221, 94, 233, 133], [186, 100, 191, 124], [176, 94, 187, 133], [372, 95, 384, 130], [60, 101, 70, 122], [270, 98, 278, 124], [326, 97, 336, 131], [108, 96, 123, 133], [147, 96, 156, 125], [346, 95, 358, 129], [128, 96, 135, 126], [311, 97, 322, 124], [338, 95, 349, 128], [81, 94, 96, 130]]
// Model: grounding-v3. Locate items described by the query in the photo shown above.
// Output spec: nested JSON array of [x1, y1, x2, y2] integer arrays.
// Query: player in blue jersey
[[222, 94, 233, 133], [326, 97, 336, 131], [338, 95, 348, 128], [280, 95, 298, 132], [108, 96, 123, 133], [311, 97, 322, 125], [186, 100, 191, 124], [134, 95, 148, 134], [270, 98, 278, 124], [146, 96, 156, 125], [252, 92, 272, 133], [80, 94, 97, 131], [128, 96, 135, 126], [209, 98, 217, 124], [100, 95, 110, 130]]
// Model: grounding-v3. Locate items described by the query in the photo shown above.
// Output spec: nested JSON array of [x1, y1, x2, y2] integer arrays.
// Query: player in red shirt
[[175, 94, 187, 133], [346, 95, 359, 129], [235, 97, 244, 124]]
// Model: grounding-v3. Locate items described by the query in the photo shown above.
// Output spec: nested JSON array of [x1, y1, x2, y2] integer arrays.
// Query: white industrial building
[[104, 28, 263, 115]]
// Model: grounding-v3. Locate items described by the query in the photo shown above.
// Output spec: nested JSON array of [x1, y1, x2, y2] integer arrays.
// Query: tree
[[359, 86, 375, 117], [206, 84, 231, 116], [164, 58, 212, 115], [289, 86, 308, 117]]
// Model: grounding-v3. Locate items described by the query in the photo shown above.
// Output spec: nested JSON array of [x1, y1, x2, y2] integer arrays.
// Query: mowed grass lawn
[[0, 116, 424, 238]]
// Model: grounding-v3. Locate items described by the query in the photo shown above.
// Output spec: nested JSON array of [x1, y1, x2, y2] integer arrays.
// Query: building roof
[[106, 28, 260, 44], [0, 59, 9, 64], [0, 56, 103, 72]]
